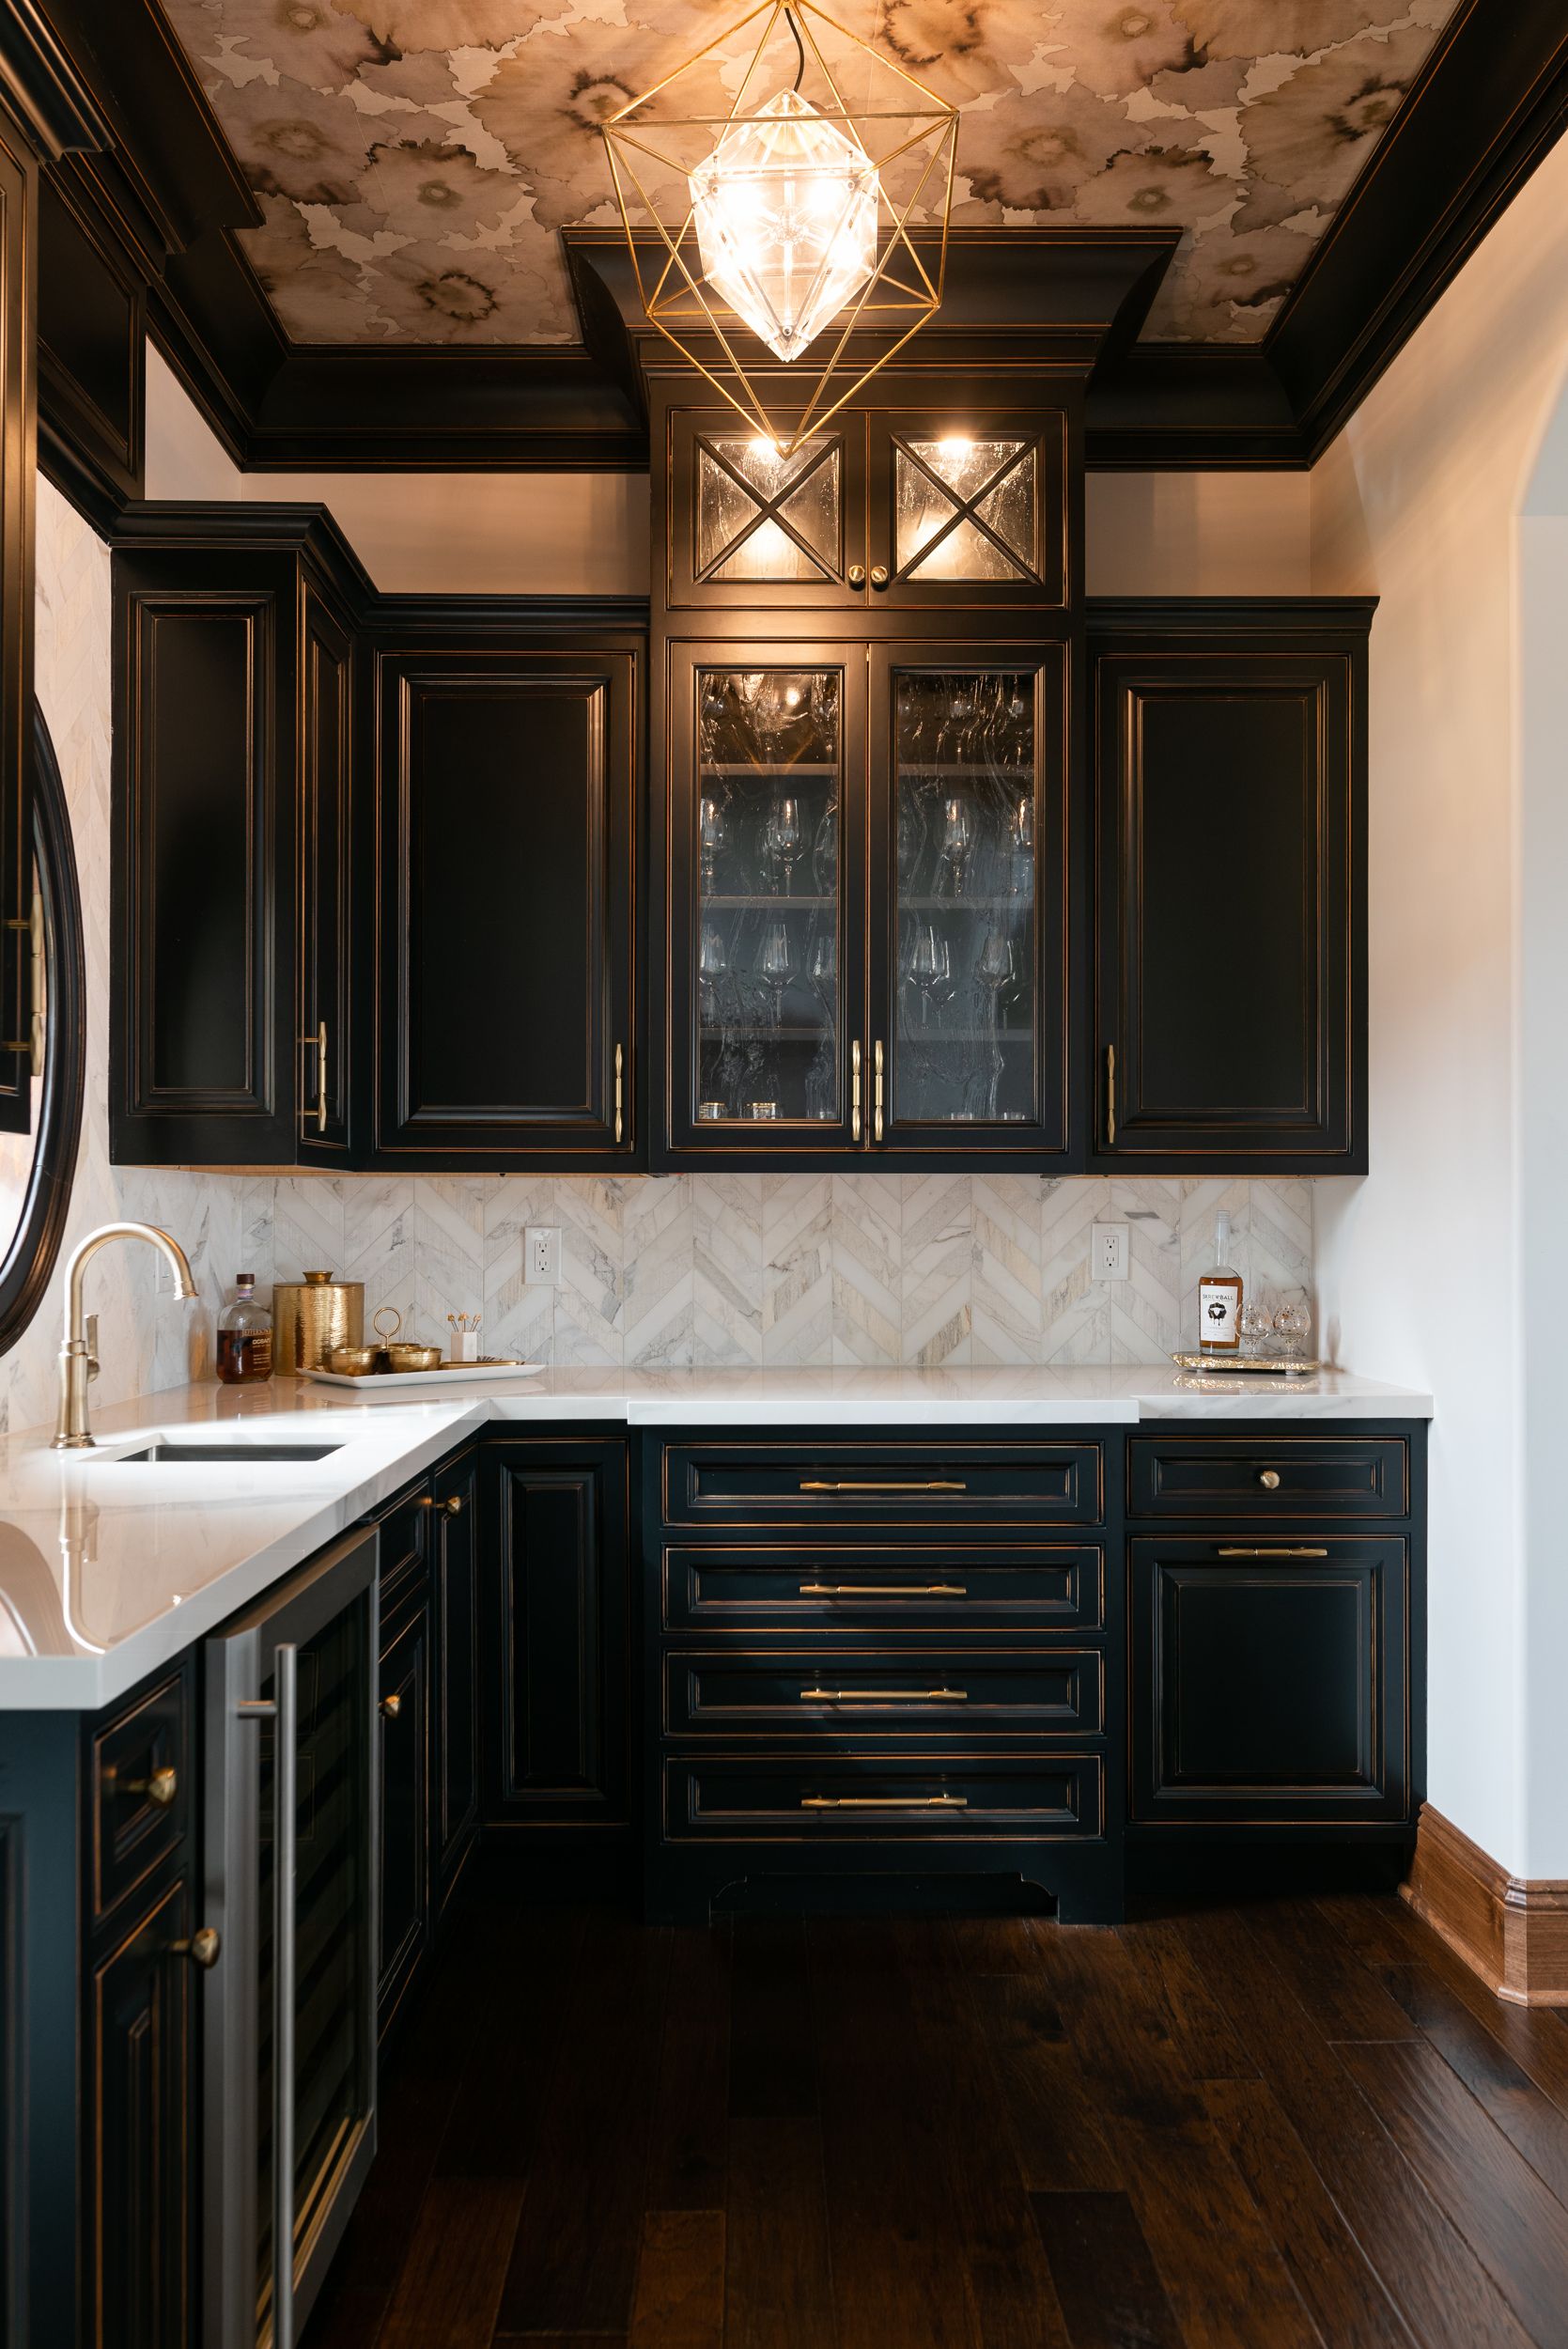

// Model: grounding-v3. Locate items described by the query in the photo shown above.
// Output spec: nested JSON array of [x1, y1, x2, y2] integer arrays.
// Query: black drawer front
[[373, 1474, 433, 1613], [663, 1753, 1105, 1842], [662, 1545, 1105, 1632], [91, 1660, 193, 1922], [661, 1440, 1102, 1527], [663, 1651, 1104, 1740], [1128, 1438, 1407, 1519], [1130, 1536, 1408, 1827]]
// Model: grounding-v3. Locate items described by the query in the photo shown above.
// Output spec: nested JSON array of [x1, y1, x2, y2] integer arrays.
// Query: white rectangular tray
[[304, 1359, 545, 1391]]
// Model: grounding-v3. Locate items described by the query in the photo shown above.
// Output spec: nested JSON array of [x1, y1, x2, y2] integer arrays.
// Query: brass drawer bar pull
[[800, 1793, 967, 1810], [851, 1038, 862, 1140], [1216, 1546, 1330, 1559], [874, 1038, 885, 1143], [1106, 1042, 1116, 1147], [800, 1687, 968, 1703], [799, 1581, 968, 1596], [799, 1479, 968, 1493], [117, 1764, 178, 1807], [614, 1041, 625, 1143]]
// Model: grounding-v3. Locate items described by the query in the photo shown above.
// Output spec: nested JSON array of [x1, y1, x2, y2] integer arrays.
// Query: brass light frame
[[602, 0, 958, 456]]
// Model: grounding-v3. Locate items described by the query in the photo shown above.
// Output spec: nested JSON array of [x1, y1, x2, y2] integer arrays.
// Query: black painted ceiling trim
[[34, 0, 1568, 479]]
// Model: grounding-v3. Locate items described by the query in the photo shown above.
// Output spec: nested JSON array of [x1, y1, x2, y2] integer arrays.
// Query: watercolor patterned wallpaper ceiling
[[160, 0, 1461, 349]]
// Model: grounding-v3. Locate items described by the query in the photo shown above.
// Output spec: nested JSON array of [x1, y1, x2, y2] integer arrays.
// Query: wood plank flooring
[[302, 1889, 1568, 2349]]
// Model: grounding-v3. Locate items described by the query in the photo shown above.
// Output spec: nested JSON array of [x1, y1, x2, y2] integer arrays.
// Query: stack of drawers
[[643, 1430, 1124, 1922]]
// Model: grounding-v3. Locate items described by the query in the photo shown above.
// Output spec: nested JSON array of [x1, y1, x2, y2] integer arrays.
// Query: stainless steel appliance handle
[[274, 1641, 299, 2349]]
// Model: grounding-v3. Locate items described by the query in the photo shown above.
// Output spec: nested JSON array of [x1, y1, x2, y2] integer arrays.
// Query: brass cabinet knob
[[846, 564, 866, 586], [1259, 1469, 1281, 1490], [441, 1495, 464, 1517], [869, 565, 889, 588], [120, 1765, 178, 1808], [380, 1691, 402, 1719], [172, 1926, 222, 1970]]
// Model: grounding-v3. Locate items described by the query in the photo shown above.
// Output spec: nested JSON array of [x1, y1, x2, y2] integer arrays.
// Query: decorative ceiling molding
[[13, 0, 1568, 484]]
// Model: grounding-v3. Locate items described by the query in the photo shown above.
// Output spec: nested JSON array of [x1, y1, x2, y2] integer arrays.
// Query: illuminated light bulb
[[784, 683, 801, 707], [690, 88, 880, 364], [938, 436, 973, 459]]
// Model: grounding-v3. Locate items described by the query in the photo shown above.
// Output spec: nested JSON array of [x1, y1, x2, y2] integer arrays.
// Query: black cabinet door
[[479, 1439, 630, 1837], [434, 1448, 479, 1895], [88, 1874, 195, 2349], [377, 1595, 431, 2036], [1131, 1535, 1408, 1827], [0, 106, 34, 1138], [865, 405, 1074, 614], [374, 644, 638, 1166], [299, 581, 355, 1159], [1091, 601, 1371, 1173], [867, 639, 1076, 1164]]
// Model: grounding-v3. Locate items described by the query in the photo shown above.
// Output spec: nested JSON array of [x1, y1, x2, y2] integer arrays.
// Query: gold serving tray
[[1170, 1352, 1325, 1378], [305, 1358, 543, 1390]]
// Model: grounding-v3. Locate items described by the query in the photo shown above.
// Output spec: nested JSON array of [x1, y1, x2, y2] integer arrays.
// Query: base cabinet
[[377, 1591, 432, 2036], [479, 1437, 631, 1846], [89, 1875, 196, 2349], [433, 1448, 479, 1896]]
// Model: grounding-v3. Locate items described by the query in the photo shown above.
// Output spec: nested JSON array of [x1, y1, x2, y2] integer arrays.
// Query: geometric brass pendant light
[[603, 0, 958, 456]]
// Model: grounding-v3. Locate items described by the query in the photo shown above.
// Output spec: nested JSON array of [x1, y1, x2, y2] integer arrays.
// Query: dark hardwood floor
[[303, 1886, 1568, 2348]]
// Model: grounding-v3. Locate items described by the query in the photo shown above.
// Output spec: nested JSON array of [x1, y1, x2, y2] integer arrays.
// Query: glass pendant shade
[[690, 89, 879, 363]]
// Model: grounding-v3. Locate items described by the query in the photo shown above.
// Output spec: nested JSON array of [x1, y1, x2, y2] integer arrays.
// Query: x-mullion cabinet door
[[865, 408, 1073, 614], [663, 640, 869, 1163], [664, 408, 868, 612], [865, 640, 1074, 1164]]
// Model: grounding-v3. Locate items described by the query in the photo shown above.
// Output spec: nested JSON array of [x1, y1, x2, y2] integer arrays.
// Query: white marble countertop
[[0, 1365, 1432, 1711]]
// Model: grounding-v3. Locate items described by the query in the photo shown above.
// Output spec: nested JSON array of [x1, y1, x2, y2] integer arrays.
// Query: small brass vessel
[[385, 1342, 442, 1373], [273, 1269, 364, 1376], [328, 1342, 380, 1377]]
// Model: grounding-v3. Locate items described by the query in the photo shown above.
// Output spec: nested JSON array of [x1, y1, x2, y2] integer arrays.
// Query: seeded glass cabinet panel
[[665, 646, 867, 1159], [664, 406, 1068, 612]]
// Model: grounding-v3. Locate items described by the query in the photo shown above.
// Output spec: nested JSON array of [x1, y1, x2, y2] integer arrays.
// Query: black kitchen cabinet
[[0, 96, 38, 1138], [89, 1874, 196, 2349], [377, 1586, 432, 2038], [110, 506, 370, 1166], [479, 1435, 632, 1849], [660, 396, 1075, 616], [371, 627, 640, 1168], [433, 1446, 479, 1899], [660, 634, 1075, 1168], [1089, 599, 1373, 1174]]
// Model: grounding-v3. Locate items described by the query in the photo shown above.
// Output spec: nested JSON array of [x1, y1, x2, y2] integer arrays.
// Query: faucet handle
[[85, 1312, 99, 1380]]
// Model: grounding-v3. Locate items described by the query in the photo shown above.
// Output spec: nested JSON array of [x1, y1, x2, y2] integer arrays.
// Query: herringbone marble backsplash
[[236, 1172, 1316, 1371]]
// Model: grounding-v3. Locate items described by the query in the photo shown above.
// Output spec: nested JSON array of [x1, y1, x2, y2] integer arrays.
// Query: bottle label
[[1199, 1279, 1240, 1350]]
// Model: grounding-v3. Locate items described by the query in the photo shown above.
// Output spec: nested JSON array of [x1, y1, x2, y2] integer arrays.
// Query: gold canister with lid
[[272, 1270, 365, 1376]]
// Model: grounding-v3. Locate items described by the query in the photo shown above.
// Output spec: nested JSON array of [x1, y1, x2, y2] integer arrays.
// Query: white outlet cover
[[524, 1226, 562, 1286], [1091, 1221, 1128, 1281]]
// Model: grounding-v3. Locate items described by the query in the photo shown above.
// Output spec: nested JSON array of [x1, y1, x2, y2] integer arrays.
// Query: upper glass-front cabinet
[[666, 406, 1067, 612]]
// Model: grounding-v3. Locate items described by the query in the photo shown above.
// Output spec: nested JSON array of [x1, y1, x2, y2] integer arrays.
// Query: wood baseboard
[[1402, 1804, 1568, 2005]]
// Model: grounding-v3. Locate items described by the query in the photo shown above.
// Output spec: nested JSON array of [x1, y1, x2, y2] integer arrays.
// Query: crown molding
[[23, 0, 1568, 491]]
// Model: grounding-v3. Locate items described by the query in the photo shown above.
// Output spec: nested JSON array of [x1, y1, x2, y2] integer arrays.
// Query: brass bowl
[[385, 1342, 442, 1374], [329, 1343, 380, 1377]]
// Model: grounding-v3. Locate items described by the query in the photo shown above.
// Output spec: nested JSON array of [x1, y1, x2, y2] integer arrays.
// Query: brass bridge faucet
[[54, 1223, 199, 1450]]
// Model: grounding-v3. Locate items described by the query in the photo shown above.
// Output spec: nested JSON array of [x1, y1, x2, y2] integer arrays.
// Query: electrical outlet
[[1091, 1221, 1128, 1282], [524, 1226, 561, 1286]]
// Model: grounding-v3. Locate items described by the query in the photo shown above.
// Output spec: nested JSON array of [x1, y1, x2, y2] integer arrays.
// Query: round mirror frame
[[0, 704, 85, 1356]]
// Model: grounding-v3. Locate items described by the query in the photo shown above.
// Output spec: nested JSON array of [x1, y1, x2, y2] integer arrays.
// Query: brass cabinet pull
[[1258, 1469, 1281, 1490], [1106, 1043, 1116, 1147], [801, 1793, 966, 1810], [873, 1038, 884, 1143], [851, 1038, 862, 1141], [171, 1926, 222, 1970], [847, 564, 866, 586], [799, 1479, 967, 1493], [1216, 1547, 1329, 1559], [3, 890, 45, 1072], [800, 1687, 968, 1703], [614, 1041, 625, 1143], [380, 1691, 402, 1719], [869, 566, 890, 588], [300, 1022, 328, 1133], [418, 1493, 463, 1515], [799, 1582, 968, 1596], [118, 1764, 178, 1808]]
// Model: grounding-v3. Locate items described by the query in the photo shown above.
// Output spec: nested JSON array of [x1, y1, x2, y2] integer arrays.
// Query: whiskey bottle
[[1198, 1211, 1243, 1355], [216, 1272, 273, 1385]]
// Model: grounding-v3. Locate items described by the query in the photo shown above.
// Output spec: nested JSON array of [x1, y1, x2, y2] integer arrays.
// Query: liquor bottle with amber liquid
[[1198, 1211, 1243, 1355], [216, 1272, 273, 1385]]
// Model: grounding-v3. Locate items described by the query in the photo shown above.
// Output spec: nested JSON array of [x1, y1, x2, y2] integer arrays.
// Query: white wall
[[143, 341, 1312, 597], [1312, 133, 1568, 1879]]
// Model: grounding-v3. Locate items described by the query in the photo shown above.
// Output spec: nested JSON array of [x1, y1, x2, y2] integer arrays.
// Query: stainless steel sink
[[114, 1440, 343, 1464]]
